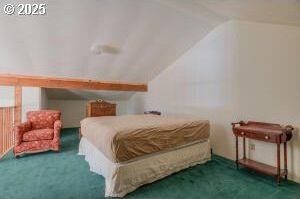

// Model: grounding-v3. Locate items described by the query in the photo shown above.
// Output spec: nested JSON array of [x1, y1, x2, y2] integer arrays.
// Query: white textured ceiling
[[0, 0, 224, 83], [0, 0, 299, 100], [198, 0, 300, 26]]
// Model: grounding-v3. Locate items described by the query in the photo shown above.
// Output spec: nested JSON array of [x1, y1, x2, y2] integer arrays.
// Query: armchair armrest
[[14, 121, 32, 146], [53, 120, 62, 140]]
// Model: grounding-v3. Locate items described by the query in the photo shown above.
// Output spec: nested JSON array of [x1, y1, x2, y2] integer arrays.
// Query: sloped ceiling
[[0, 0, 224, 82], [0, 0, 299, 100], [198, 0, 300, 26]]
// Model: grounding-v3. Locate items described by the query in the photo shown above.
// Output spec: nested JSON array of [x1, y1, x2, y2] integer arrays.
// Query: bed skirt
[[78, 137, 211, 197]]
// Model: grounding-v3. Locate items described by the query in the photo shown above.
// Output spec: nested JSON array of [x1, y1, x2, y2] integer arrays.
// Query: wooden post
[[0, 108, 2, 155], [243, 137, 246, 159], [284, 142, 288, 180], [8, 107, 13, 148], [3, 108, 6, 153], [14, 86, 22, 125], [277, 143, 281, 185], [236, 136, 239, 169]]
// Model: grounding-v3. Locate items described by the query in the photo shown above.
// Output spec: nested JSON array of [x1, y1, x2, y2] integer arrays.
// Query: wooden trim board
[[0, 74, 148, 92], [14, 86, 22, 125]]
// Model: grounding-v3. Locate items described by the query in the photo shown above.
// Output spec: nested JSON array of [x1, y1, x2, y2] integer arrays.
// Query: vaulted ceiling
[[198, 0, 300, 26], [0, 0, 224, 83], [0, 0, 299, 100]]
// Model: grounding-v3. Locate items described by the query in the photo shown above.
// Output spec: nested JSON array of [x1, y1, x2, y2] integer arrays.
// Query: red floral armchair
[[13, 110, 62, 158]]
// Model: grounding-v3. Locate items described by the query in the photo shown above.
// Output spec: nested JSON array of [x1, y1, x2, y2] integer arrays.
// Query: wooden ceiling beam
[[0, 74, 148, 92]]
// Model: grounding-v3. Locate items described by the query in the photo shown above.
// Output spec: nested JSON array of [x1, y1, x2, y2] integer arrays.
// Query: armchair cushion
[[23, 129, 54, 142], [27, 110, 61, 129]]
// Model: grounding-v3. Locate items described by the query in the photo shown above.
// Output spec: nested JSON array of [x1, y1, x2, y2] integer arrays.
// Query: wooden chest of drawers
[[86, 100, 116, 117]]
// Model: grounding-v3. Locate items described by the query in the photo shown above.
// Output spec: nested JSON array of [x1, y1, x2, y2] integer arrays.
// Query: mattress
[[80, 114, 210, 163], [79, 137, 211, 197]]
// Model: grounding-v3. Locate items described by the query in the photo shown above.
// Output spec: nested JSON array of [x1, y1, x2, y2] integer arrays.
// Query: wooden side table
[[231, 121, 293, 185]]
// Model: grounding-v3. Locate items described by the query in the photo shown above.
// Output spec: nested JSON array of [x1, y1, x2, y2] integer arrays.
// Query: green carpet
[[0, 128, 299, 199]]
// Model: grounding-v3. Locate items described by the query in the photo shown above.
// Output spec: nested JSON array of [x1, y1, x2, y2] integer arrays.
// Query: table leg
[[277, 143, 281, 185], [284, 142, 288, 180], [243, 137, 246, 159], [236, 136, 239, 169]]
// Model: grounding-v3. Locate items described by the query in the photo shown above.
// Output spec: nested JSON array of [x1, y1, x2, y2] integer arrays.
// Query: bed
[[79, 114, 211, 197]]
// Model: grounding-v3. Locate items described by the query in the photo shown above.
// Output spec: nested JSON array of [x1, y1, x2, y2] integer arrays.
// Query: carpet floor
[[0, 128, 299, 199]]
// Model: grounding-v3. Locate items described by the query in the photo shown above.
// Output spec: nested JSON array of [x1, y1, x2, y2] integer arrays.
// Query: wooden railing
[[0, 106, 15, 159]]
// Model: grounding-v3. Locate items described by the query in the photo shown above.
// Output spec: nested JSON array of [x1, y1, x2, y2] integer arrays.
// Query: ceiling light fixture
[[91, 44, 121, 55], [91, 44, 103, 55]]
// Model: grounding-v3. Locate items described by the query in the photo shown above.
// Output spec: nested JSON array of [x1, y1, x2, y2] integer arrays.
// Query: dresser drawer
[[91, 108, 115, 116], [91, 110, 105, 116], [93, 104, 115, 109], [235, 130, 278, 143], [104, 109, 116, 116]]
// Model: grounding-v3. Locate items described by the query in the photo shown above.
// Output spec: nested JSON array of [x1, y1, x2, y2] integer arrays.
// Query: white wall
[[47, 100, 86, 128], [22, 87, 43, 121], [40, 88, 48, 110], [0, 86, 43, 121], [47, 99, 130, 128], [0, 86, 14, 107], [128, 20, 300, 182]]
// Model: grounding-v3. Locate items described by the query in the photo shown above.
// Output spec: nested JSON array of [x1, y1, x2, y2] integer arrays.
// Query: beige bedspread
[[80, 114, 210, 163]]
